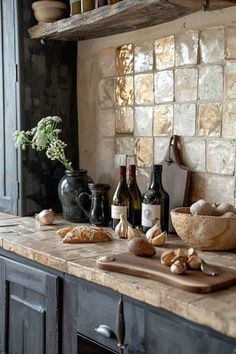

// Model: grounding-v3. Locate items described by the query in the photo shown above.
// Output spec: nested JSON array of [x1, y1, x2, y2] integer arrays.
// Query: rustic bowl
[[32, 1, 67, 23], [170, 207, 236, 251]]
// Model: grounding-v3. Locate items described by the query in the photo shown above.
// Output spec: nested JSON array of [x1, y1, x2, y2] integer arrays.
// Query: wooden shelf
[[28, 0, 236, 41]]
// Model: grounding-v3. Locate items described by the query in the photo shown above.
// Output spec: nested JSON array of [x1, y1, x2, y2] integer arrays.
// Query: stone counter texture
[[0, 215, 236, 340]]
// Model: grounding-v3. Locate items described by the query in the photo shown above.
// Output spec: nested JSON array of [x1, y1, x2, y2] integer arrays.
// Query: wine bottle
[[142, 164, 169, 233], [128, 165, 142, 227], [111, 166, 132, 229]]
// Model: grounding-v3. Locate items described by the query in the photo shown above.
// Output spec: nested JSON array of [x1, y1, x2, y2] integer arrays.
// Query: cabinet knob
[[95, 324, 116, 339]]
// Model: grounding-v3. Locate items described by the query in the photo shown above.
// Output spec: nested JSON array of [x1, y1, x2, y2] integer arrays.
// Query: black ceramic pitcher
[[78, 183, 111, 226]]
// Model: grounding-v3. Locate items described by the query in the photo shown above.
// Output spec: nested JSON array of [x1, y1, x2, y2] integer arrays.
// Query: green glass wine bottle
[[141, 164, 169, 233], [111, 166, 132, 229], [128, 165, 142, 227]]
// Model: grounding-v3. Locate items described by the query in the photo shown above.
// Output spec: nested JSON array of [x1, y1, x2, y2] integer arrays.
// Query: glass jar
[[70, 0, 94, 15]]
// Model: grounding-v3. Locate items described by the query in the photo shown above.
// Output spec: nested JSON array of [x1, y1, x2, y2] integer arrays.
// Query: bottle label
[[111, 205, 128, 219], [141, 203, 161, 227]]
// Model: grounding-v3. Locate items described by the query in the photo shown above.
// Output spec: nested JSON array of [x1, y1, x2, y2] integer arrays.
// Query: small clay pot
[[32, 1, 67, 23]]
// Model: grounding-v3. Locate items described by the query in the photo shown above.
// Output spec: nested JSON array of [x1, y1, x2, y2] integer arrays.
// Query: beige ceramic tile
[[98, 47, 115, 78], [126, 155, 135, 166], [225, 63, 236, 99], [97, 109, 115, 137], [134, 43, 153, 73], [153, 105, 173, 136], [207, 139, 235, 175], [98, 78, 115, 108], [200, 26, 224, 64], [116, 76, 134, 106], [115, 107, 133, 133], [134, 138, 153, 167], [153, 137, 170, 163], [154, 35, 175, 70], [197, 103, 221, 137], [114, 154, 127, 168], [199, 65, 223, 100], [116, 43, 134, 75], [190, 173, 235, 205], [180, 138, 206, 172], [226, 26, 236, 60], [175, 30, 199, 66], [134, 107, 153, 136], [175, 68, 198, 102], [154, 70, 173, 103], [134, 74, 154, 105], [174, 104, 196, 136], [116, 137, 134, 155], [223, 101, 236, 138]]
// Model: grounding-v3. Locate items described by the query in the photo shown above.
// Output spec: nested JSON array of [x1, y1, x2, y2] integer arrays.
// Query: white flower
[[13, 116, 73, 171]]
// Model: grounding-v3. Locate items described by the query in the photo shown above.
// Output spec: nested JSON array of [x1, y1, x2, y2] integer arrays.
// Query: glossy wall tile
[[95, 24, 236, 204]]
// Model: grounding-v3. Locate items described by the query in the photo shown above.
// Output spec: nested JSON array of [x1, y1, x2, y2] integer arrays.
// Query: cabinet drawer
[[77, 280, 146, 354], [77, 280, 119, 352]]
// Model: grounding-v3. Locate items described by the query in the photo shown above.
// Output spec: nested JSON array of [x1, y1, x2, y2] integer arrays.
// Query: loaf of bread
[[56, 226, 74, 238], [62, 226, 113, 243]]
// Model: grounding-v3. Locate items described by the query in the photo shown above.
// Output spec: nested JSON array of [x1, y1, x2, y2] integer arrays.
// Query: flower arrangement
[[13, 116, 73, 171]]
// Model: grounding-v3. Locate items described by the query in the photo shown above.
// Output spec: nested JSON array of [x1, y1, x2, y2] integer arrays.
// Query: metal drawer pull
[[95, 324, 116, 339], [116, 295, 127, 354]]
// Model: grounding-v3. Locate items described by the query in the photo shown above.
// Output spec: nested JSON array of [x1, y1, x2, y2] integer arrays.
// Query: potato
[[216, 203, 236, 215], [220, 212, 236, 218], [190, 200, 220, 216], [128, 238, 156, 257]]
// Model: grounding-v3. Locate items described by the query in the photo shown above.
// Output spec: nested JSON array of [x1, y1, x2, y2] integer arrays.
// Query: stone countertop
[[0, 215, 236, 340]]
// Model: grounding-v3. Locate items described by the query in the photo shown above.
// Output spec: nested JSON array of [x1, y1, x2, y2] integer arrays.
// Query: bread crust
[[62, 226, 112, 243], [56, 226, 74, 238]]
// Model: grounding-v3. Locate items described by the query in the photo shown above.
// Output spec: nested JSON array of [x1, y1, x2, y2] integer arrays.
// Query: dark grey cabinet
[[0, 256, 59, 354], [0, 250, 236, 354]]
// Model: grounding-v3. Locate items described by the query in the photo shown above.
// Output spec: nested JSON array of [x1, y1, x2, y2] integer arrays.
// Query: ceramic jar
[[58, 169, 93, 222]]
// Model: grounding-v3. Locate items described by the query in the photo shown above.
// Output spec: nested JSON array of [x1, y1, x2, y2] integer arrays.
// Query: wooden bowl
[[32, 1, 67, 23], [170, 207, 236, 251]]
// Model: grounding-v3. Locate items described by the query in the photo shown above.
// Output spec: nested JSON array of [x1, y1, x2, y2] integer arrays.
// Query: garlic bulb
[[161, 250, 176, 266], [172, 248, 188, 264], [146, 222, 162, 241], [35, 209, 55, 225], [187, 247, 197, 258], [150, 231, 167, 246], [170, 260, 187, 275], [127, 226, 142, 240], [187, 254, 201, 270], [115, 214, 128, 238]]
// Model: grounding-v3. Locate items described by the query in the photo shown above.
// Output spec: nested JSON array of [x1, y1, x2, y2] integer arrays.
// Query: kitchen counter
[[0, 214, 236, 340]]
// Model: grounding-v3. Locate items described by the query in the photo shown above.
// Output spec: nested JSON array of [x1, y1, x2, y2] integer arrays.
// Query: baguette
[[62, 226, 112, 243], [56, 226, 74, 238]]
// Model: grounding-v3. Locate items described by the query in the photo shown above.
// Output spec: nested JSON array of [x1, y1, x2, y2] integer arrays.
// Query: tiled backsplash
[[78, 17, 236, 206]]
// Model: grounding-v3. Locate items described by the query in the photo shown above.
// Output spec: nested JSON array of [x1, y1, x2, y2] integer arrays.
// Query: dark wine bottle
[[128, 165, 142, 227], [111, 166, 132, 230], [141, 164, 169, 233]]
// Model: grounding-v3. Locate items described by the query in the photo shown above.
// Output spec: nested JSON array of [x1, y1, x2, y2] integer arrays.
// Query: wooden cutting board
[[161, 136, 191, 231], [96, 252, 236, 293]]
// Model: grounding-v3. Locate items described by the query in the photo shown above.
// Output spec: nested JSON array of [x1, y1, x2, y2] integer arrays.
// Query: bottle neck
[[150, 171, 163, 189], [128, 165, 136, 183], [119, 166, 127, 184]]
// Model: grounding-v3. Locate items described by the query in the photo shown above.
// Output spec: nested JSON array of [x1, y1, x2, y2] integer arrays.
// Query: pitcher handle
[[77, 192, 91, 218]]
